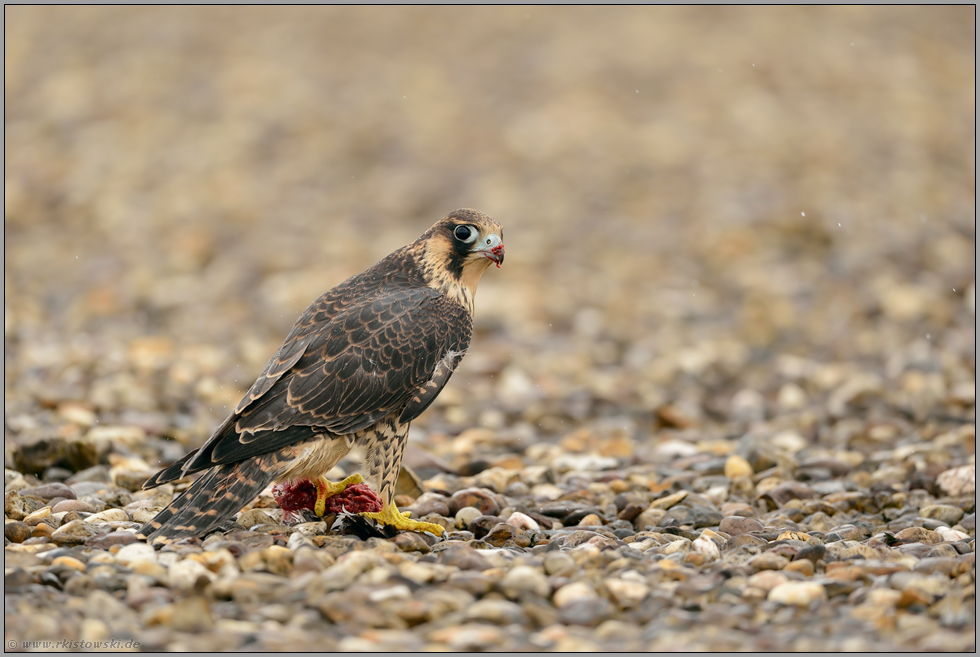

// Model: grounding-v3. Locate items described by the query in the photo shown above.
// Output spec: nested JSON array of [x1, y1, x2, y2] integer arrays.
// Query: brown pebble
[[825, 565, 870, 582], [437, 544, 492, 571], [784, 560, 814, 576], [448, 488, 501, 516], [484, 523, 520, 547], [31, 523, 55, 538], [18, 483, 76, 502], [749, 552, 790, 572], [392, 531, 432, 553], [4, 521, 32, 543], [894, 527, 943, 545], [760, 482, 818, 508], [617, 503, 644, 523], [85, 531, 140, 549], [415, 498, 451, 519], [719, 516, 764, 536], [52, 499, 96, 514], [51, 555, 87, 572]]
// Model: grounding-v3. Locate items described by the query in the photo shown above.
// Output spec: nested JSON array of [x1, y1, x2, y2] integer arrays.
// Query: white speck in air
[[838, 223, 841, 227], [801, 212, 805, 217], [926, 334, 931, 340]]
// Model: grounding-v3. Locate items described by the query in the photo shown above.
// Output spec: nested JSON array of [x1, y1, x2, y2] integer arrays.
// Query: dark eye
[[453, 225, 476, 243]]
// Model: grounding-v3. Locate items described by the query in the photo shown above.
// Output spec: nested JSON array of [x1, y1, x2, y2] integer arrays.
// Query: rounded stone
[[455, 506, 483, 529], [18, 483, 76, 502], [553, 581, 599, 609], [51, 556, 86, 572], [464, 598, 525, 625], [604, 577, 649, 607], [52, 499, 96, 514], [448, 488, 500, 516], [719, 516, 764, 536], [768, 581, 828, 607], [4, 521, 32, 543], [918, 504, 965, 526], [747, 570, 789, 592], [724, 454, 754, 479], [501, 565, 550, 599], [749, 552, 790, 572], [115, 542, 157, 565]]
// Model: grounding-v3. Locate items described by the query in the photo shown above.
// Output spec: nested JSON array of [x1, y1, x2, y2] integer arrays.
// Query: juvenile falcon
[[140, 209, 504, 540]]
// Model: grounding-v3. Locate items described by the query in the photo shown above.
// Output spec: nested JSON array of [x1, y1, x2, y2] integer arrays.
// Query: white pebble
[[768, 581, 827, 607], [553, 581, 598, 608], [692, 534, 720, 561], [505, 511, 540, 531], [114, 542, 157, 565]]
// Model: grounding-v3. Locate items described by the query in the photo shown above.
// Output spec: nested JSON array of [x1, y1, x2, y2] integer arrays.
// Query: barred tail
[[139, 454, 280, 540]]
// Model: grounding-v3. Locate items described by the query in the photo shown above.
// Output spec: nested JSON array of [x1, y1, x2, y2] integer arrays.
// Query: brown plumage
[[140, 209, 504, 540]]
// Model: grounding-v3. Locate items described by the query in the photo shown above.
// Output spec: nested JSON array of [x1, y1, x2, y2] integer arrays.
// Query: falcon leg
[[361, 501, 445, 536], [359, 420, 445, 536], [313, 473, 364, 517]]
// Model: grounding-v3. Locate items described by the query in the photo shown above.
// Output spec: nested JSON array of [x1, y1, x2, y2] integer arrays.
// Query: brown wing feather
[[173, 251, 471, 474]]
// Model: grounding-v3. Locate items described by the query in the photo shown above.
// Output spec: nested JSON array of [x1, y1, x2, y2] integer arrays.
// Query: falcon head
[[418, 209, 505, 299], [416, 209, 504, 312]]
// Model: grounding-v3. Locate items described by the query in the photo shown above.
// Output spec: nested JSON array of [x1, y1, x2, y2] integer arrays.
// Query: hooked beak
[[473, 233, 505, 268]]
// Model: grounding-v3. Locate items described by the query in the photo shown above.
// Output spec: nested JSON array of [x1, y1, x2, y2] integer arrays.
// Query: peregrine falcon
[[139, 209, 504, 539]]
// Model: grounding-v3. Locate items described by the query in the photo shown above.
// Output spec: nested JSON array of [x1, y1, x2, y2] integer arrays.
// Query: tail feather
[[139, 454, 280, 540], [143, 449, 198, 489]]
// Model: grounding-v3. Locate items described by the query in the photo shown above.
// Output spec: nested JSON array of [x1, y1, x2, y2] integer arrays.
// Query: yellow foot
[[313, 473, 365, 517], [360, 500, 445, 536]]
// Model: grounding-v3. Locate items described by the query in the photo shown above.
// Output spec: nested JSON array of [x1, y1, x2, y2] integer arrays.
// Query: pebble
[[768, 581, 828, 606], [449, 488, 500, 516], [50, 520, 107, 546], [719, 516, 763, 536], [52, 499, 96, 514], [18, 483, 77, 501], [604, 577, 649, 607], [83, 509, 129, 524], [691, 534, 720, 561], [749, 553, 790, 572], [23, 507, 56, 527], [894, 527, 943, 545], [918, 504, 964, 526], [649, 491, 688, 510], [4, 521, 32, 543], [115, 542, 157, 565], [724, 454, 754, 479], [455, 506, 483, 529], [51, 555, 87, 572], [553, 581, 599, 609], [464, 598, 525, 625], [505, 511, 540, 531], [936, 464, 975, 496], [501, 565, 550, 599]]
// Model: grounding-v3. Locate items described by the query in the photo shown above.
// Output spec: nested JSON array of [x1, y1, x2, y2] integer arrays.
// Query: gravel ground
[[4, 6, 975, 652]]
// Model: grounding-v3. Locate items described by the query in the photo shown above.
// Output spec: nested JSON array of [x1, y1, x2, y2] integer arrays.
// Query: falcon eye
[[453, 225, 477, 243]]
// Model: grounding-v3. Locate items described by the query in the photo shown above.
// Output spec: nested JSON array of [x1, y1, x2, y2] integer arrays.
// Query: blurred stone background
[[4, 6, 975, 475]]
